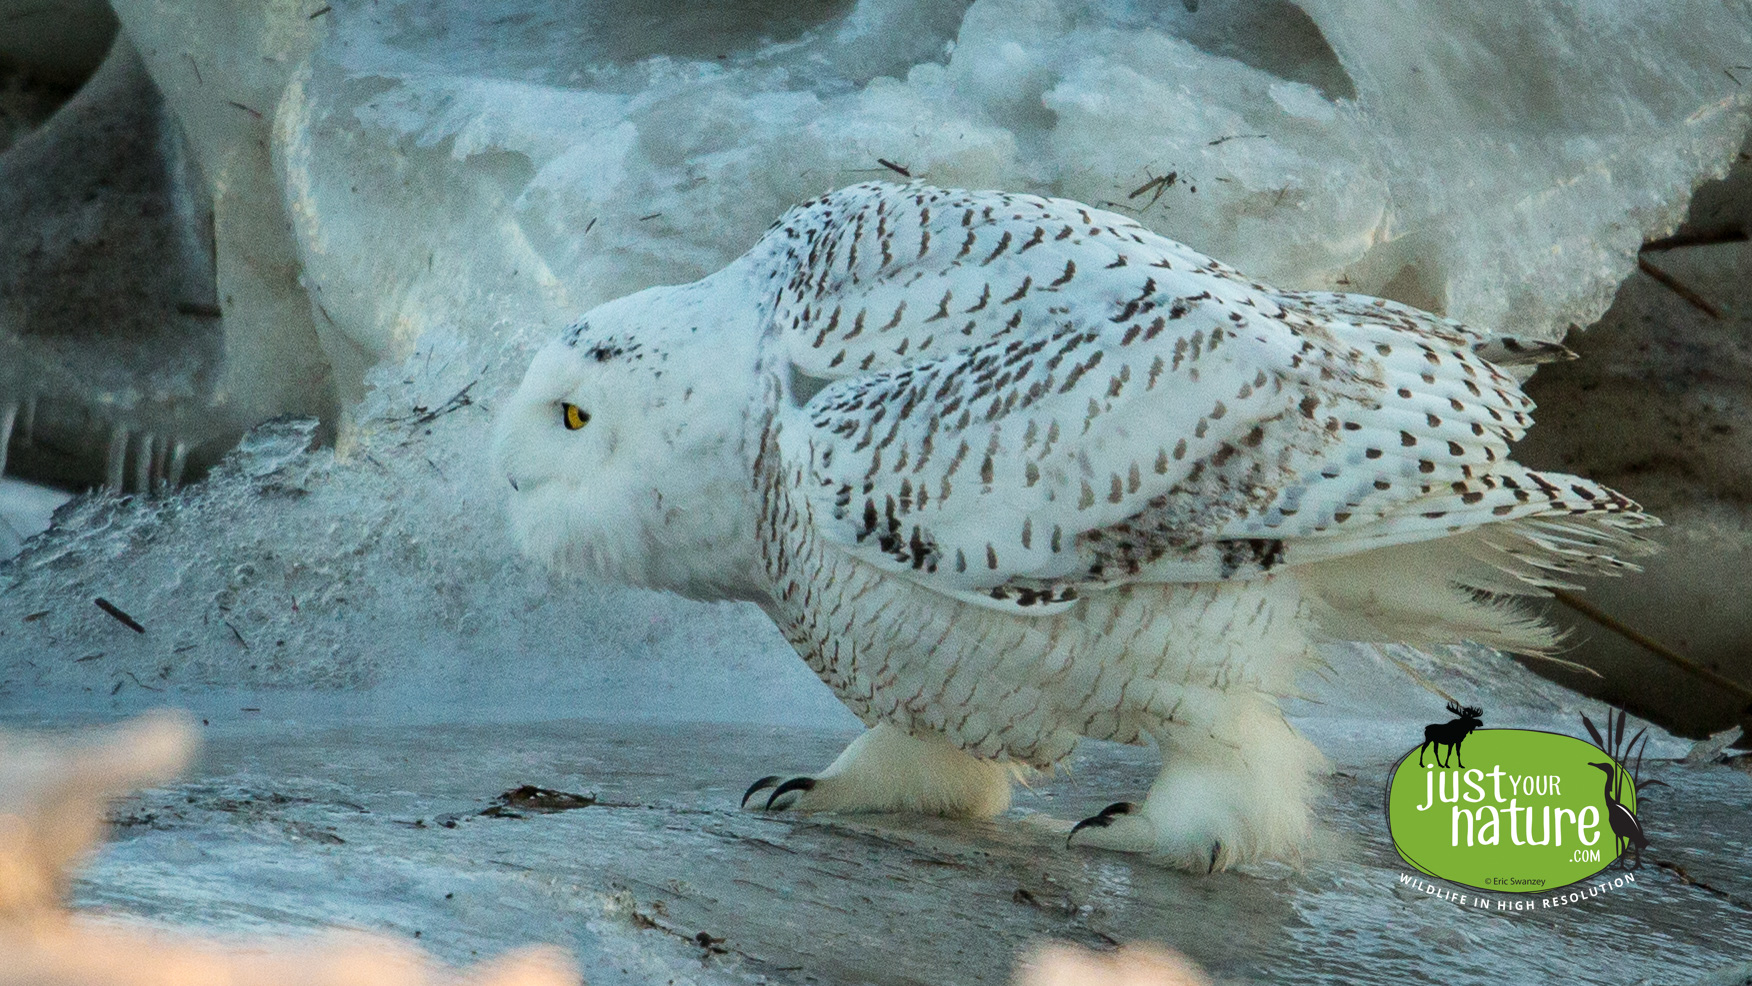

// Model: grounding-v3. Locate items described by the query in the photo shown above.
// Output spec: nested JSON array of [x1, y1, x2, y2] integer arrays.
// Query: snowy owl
[[495, 183, 1655, 870]]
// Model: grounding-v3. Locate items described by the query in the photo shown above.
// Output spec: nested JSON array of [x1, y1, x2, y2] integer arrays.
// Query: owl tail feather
[[1296, 538, 1567, 658]]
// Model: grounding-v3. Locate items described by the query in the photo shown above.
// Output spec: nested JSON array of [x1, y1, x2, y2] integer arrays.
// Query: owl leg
[[741, 722, 1016, 819], [1067, 695, 1326, 871]]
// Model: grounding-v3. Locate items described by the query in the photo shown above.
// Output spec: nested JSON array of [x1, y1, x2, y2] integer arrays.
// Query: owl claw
[[764, 776, 817, 810], [1067, 801, 1137, 844], [740, 775, 782, 809], [740, 774, 818, 811]]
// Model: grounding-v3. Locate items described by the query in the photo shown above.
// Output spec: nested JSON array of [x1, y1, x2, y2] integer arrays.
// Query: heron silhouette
[[1589, 761, 1648, 869]]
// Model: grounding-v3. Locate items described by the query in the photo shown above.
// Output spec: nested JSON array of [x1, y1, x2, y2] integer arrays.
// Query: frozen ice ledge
[[0, 0, 1745, 492]]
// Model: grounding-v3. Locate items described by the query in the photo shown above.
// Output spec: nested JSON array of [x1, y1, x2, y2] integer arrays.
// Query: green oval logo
[[1387, 727, 1643, 893]]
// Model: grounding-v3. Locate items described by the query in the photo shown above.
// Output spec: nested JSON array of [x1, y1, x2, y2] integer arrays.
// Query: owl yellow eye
[[561, 402, 590, 430]]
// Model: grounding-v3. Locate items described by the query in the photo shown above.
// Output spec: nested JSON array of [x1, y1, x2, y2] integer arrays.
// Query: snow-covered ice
[[65, 691, 1752, 986], [1, 0, 1724, 471], [269, 0, 1750, 376], [0, 478, 69, 562]]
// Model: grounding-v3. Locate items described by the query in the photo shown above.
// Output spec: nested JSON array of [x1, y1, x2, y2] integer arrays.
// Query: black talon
[[1067, 801, 1136, 844], [741, 775, 781, 809], [764, 776, 817, 810], [1208, 840, 1223, 874]]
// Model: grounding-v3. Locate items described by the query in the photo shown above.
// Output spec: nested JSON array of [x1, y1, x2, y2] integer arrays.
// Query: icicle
[[150, 434, 168, 494], [105, 424, 129, 494], [167, 440, 188, 489], [133, 432, 155, 495], [0, 402, 15, 478]]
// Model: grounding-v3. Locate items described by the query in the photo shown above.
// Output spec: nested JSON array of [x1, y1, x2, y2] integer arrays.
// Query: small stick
[[877, 159, 911, 178], [412, 380, 476, 424], [1637, 255, 1725, 320], [1126, 171, 1177, 211], [1551, 589, 1752, 704], [93, 597, 145, 634]]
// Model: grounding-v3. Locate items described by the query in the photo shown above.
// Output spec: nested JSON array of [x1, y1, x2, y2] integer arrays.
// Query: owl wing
[[766, 187, 1647, 615], [763, 183, 1231, 384]]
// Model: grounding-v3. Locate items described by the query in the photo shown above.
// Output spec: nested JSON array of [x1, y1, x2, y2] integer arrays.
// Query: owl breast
[[756, 429, 1318, 766]]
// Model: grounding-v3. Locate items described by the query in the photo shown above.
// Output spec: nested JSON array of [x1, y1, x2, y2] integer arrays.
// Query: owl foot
[[1068, 702, 1325, 871], [1063, 773, 1290, 871], [1066, 817, 1226, 873], [1066, 803, 1230, 872], [737, 722, 1016, 818]]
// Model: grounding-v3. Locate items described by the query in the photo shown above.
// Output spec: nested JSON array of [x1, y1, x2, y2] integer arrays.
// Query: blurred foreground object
[[0, 710, 193, 923], [0, 927, 576, 986], [1019, 943, 1211, 986], [0, 711, 577, 986]]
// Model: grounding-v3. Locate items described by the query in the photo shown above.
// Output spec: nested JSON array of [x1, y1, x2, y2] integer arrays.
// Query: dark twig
[[1127, 171, 1178, 211], [307, 4, 331, 18], [94, 598, 145, 634], [638, 213, 662, 222], [411, 381, 476, 425], [1208, 133, 1267, 147], [877, 158, 911, 178], [1636, 255, 1725, 320], [226, 100, 264, 119], [123, 670, 163, 692], [1552, 589, 1752, 702]]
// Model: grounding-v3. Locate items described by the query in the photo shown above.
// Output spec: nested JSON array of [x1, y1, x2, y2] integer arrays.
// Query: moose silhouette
[[1418, 701, 1483, 769]]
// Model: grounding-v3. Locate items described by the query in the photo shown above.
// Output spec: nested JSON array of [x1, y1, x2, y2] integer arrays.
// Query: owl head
[[494, 272, 772, 602]]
